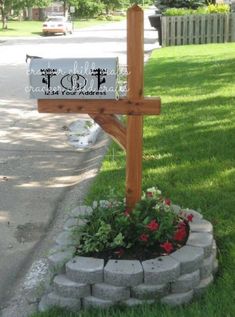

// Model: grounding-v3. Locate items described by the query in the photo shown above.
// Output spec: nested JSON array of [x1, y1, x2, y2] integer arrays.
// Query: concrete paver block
[[170, 245, 204, 274], [142, 256, 180, 284], [71, 206, 93, 217], [92, 283, 130, 301], [122, 298, 155, 307], [213, 259, 219, 275], [161, 290, 193, 307], [189, 219, 213, 234], [55, 231, 77, 247], [63, 217, 78, 231], [180, 209, 203, 220], [194, 275, 214, 297], [171, 270, 200, 293], [104, 260, 143, 286], [131, 283, 169, 300], [66, 256, 104, 284], [39, 292, 81, 312], [83, 296, 113, 309], [212, 240, 217, 258], [187, 232, 213, 257], [48, 249, 75, 272], [200, 254, 214, 279], [53, 274, 90, 298]]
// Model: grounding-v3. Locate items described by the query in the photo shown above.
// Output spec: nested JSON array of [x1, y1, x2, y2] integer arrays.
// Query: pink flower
[[139, 234, 149, 242], [165, 198, 171, 206], [124, 208, 131, 217], [187, 214, 194, 222], [146, 191, 153, 198], [161, 241, 174, 253], [147, 219, 159, 232]]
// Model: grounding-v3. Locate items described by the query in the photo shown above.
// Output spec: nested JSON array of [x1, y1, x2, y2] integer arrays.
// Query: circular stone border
[[39, 204, 218, 312]]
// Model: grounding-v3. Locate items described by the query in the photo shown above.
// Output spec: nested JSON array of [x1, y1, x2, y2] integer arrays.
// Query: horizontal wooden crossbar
[[37, 97, 161, 115]]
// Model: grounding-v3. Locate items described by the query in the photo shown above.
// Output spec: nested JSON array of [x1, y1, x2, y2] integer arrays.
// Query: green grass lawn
[[0, 17, 123, 37], [31, 43, 235, 317]]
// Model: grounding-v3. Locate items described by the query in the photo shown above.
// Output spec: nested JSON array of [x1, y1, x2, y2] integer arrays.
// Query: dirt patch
[[15, 222, 46, 243]]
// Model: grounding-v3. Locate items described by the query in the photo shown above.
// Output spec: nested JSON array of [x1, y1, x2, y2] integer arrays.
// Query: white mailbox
[[29, 58, 118, 99]]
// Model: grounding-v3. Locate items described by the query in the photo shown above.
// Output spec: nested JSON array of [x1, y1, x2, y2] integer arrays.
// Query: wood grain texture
[[90, 114, 127, 150], [37, 97, 161, 115], [126, 5, 144, 209]]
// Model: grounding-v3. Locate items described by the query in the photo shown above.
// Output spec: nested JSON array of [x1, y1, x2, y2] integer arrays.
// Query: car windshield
[[47, 17, 64, 22]]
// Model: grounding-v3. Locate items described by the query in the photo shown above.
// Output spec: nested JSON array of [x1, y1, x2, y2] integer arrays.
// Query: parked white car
[[42, 16, 73, 36]]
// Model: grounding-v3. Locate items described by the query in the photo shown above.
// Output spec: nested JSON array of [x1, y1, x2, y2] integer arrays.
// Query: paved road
[[0, 9, 158, 316]]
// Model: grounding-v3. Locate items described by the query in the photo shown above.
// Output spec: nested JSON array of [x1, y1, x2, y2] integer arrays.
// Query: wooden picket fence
[[161, 13, 235, 46]]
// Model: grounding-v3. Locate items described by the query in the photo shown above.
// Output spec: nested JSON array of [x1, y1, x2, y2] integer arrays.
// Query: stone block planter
[[39, 205, 218, 312]]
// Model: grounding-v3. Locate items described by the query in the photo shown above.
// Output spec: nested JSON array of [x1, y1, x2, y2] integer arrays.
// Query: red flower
[[174, 227, 187, 241], [114, 248, 125, 258], [178, 221, 186, 229], [187, 214, 194, 222], [146, 191, 153, 198], [165, 198, 171, 206], [147, 219, 159, 232], [139, 234, 149, 242], [161, 241, 174, 253]]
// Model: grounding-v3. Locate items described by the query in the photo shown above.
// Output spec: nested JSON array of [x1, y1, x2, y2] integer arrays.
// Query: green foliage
[[74, 188, 191, 259], [207, 3, 230, 14], [155, 0, 206, 11], [71, 0, 104, 18], [164, 3, 230, 15]]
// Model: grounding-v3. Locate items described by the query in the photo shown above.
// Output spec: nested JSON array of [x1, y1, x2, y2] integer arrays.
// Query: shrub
[[164, 4, 230, 15], [207, 4, 230, 14]]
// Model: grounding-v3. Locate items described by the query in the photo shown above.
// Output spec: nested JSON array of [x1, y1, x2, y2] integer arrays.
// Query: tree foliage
[[0, 0, 52, 28], [154, 0, 206, 11]]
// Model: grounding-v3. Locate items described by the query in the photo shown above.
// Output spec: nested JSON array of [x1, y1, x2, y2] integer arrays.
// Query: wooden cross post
[[126, 5, 144, 209], [37, 5, 161, 211]]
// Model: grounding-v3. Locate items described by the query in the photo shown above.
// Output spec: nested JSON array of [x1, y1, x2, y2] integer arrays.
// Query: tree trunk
[[1, 8, 8, 29], [27, 7, 33, 21], [63, 1, 69, 17], [2, 16, 7, 29]]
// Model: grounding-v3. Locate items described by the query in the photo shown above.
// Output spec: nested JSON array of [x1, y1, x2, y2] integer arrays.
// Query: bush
[[164, 4, 230, 15], [207, 4, 230, 14], [75, 0, 104, 18]]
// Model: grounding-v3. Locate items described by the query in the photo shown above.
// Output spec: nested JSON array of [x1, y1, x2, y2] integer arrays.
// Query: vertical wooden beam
[[126, 5, 144, 209]]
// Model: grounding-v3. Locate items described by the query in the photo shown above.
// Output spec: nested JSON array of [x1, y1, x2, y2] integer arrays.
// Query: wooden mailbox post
[[36, 5, 161, 210]]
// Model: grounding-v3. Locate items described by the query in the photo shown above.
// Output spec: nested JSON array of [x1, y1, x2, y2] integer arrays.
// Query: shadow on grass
[[0, 27, 16, 32], [31, 31, 43, 36]]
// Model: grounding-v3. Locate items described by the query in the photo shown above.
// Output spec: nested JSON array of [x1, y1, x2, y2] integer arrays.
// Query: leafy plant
[[164, 3, 229, 15], [73, 188, 193, 261], [207, 4, 230, 14]]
